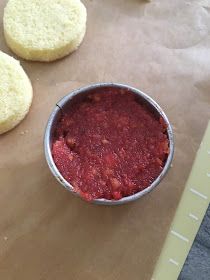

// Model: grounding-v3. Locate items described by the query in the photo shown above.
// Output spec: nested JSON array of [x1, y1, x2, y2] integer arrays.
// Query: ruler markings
[[189, 188, 208, 200], [152, 123, 210, 280], [169, 258, 179, 266], [189, 213, 199, 221], [171, 230, 189, 243]]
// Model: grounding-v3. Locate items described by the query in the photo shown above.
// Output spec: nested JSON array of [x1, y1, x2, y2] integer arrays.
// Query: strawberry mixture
[[52, 88, 169, 201]]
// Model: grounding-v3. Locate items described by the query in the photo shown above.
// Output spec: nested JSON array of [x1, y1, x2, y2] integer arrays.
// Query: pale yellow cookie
[[0, 51, 33, 134], [3, 0, 87, 62]]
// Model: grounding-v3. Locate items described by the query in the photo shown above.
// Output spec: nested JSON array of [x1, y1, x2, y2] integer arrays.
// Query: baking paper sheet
[[0, 0, 210, 279]]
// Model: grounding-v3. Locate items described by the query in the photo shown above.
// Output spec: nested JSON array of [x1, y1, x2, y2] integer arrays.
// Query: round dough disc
[[0, 51, 33, 134], [3, 0, 87, 62]]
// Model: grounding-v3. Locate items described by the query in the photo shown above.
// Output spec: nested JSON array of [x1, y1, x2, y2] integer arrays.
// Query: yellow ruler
[[152, 122, 210, 280]]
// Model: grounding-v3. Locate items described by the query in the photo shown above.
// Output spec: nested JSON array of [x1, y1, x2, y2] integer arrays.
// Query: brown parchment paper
[[0, 0, 210, 279]]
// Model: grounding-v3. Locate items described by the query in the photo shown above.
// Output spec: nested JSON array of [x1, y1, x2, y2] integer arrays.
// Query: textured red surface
[[52, 90, 169, 200]]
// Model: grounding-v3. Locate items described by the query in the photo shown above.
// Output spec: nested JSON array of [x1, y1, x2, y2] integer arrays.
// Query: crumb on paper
[[172, 125, 177, 131], [4, 236, 8, 241], [20, 129, 29, 135]]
